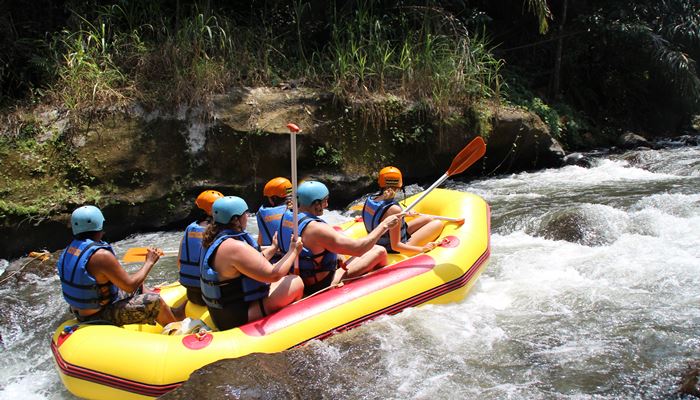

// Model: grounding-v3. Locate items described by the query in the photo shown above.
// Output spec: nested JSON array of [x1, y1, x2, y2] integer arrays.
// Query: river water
[[0, 141, 698, 399]]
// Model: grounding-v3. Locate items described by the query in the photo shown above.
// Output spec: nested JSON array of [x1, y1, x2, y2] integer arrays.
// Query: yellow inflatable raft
[[50, 188, 491, 399]]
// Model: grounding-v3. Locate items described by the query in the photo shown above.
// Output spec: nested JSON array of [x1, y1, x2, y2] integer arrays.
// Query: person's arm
[[311, 214, 402, 257], [260, 232, 279, 260], [88, 248, 160, 293], [383, 205, 425, 255], [223, 237, 302, 283]]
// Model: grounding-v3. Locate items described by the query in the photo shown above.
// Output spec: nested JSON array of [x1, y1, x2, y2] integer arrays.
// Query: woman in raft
[[200, 196, 304, 330], [362, 166, 444, 255]]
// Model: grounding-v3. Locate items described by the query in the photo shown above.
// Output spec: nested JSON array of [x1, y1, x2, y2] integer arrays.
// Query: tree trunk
[[551, 0, 569, 100]]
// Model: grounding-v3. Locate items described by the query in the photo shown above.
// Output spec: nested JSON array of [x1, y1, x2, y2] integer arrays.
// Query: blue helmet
[[212, 196, 248, 224], [71, 205, 105, 235], [298, 181, 329, 207]]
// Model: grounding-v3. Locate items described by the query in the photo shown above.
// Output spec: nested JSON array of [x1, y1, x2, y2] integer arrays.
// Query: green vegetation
[[0, 122, 104, 219], [3, 1, 506, 121], [1, 0, 698, 144]]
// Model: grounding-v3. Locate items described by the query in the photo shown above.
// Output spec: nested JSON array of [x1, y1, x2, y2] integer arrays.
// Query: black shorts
[[303, 271, 334, 297], [185, 286, 206, 306], [208, 298, 265, 331]]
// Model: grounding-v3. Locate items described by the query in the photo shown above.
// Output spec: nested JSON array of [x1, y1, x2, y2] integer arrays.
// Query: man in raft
[[177, 189, 224, 306], [56, 205, 181, 326], [277, 180, 402, 296], [200, 196, 304, 330], [362, 166, 443, 255]]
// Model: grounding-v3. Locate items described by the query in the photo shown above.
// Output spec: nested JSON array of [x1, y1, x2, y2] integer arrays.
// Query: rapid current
[[0, 140, 698, 399]]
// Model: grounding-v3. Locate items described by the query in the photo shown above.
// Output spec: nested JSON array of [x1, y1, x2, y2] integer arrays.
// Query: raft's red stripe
[[296, 247, 490, 344], [240, 254, 436, 336], [51, 341, 183, 397]]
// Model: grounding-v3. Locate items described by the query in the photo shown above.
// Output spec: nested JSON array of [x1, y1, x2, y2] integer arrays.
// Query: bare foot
[[331, 268, 347, 286]]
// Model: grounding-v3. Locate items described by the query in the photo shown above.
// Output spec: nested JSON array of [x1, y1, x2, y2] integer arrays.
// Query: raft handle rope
[[0, 250, 51, 285]]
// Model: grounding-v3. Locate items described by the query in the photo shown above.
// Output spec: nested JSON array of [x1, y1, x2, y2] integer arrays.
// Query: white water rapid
[[0, 142, 698, 399]]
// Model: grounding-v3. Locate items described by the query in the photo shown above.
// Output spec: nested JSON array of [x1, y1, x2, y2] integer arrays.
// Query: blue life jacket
[[200, 229, 270, 309], [178, 221, 206, 288], [256, 204, 287, 246], [56, 239, 118, 310], [362, 196, 409, 250], [277, 210, 338, 278]]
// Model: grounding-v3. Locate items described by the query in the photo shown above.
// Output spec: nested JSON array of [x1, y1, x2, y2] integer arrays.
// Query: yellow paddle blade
[[348, 203, 364, 211], [122, 247, 177, 263]]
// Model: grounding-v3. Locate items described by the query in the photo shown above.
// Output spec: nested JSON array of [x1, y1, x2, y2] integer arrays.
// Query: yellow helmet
[[263, 177, 292, 198], [378, 166, 403, 188], [195, 190, 224, 216]]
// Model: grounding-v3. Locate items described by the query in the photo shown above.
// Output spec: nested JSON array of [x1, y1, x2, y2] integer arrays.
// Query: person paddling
[[177, 190, 223, 306], [200, 196, 304, 330], [362, 166, 443, 255], [277, 180, 402, 296], [56, 205, 181, 327]]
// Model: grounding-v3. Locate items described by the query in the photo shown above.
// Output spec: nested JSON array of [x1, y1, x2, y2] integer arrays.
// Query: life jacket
[[278, 210, 338, 278], [178, 221, 205, 289], [256, 204, 287, 246], [199, 229, 270, 309], [56, 239, 118, 310], [362, 196, 409, 249]]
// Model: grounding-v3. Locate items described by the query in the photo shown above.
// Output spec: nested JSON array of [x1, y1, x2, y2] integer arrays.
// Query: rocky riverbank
[[1, 87, 696, 259]]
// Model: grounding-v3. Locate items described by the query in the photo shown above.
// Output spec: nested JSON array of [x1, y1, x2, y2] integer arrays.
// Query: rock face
[[485, 107, 565, 172], [0, 88, 565, 259]]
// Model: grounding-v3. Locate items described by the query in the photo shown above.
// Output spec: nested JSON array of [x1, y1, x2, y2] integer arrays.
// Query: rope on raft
[[0, 250, 51, 285]]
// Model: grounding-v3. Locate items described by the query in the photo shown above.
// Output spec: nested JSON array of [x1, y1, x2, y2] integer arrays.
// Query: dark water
[[1, 142, 699, 399]]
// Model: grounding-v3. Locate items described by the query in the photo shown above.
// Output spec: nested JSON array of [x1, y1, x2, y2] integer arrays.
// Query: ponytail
[[202, 223, 224, 248]]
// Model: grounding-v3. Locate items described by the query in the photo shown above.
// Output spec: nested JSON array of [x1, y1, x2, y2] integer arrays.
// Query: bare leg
[[171, 301, 187, 320], [156, 297, 178, 326], [249, 275, 304, 321], [407, 218, 443, 247], [344, 245, 388, 278]]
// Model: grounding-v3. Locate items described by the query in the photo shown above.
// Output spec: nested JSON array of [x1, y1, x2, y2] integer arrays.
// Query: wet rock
[[538, 209, 614, 246], [691, 114, 700, 131], [162, 352, 306, 400], [0, 250, 59, 285], [617, 131, 652, 150], [562, 152, 593, 168], [678, 135, 700, 146], [679, 361, 700, 398]]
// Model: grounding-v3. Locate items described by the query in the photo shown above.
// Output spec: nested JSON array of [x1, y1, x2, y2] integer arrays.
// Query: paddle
[[403, 136, 486, 213], [122, 247, 178, 263], [286, 123, 301, 272], [417, 214, 465, 224], [347, 204, 464, 223]]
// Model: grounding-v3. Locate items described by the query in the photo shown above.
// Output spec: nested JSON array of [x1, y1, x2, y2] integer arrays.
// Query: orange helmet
[[263, 177, 292, 198], [378, 166, 403, 188], [195, 190, 224, 215]]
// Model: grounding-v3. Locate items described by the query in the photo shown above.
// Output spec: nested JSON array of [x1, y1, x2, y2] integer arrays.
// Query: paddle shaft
[[288, 124, 300, 272], [418, 213, 464, 222], [403, 137, 486, 213], [403, 173, 448, 213]]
